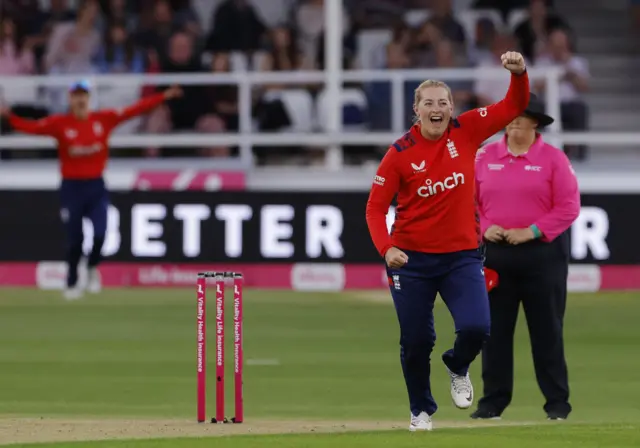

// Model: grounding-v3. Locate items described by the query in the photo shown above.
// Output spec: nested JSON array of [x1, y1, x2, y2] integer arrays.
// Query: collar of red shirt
[[496, 133, 545, 162]]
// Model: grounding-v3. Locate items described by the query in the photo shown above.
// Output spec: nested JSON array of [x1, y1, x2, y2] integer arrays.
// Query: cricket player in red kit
[[366, 52, 529, 431], [1, 80, 182, 300]]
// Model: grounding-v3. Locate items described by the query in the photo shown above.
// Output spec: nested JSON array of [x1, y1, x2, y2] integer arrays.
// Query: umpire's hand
[[484, 225, 505, 243], [385, 247, 408, 269]]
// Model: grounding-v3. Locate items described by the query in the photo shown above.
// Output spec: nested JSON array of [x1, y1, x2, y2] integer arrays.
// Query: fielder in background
[[366, 52, 529, 432], [0, 81, 182, 300], [473, 94, 580, 421]]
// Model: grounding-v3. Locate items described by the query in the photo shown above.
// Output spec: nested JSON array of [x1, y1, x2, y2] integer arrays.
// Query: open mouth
[[430, 116, 443, 125]]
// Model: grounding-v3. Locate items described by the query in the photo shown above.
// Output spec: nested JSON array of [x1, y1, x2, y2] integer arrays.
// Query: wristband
[[530, 224, 542, 239]]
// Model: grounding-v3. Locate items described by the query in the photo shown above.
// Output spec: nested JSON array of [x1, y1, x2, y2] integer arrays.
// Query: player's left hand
[[503, 228, 535, 245], [164, 85, 183, 100], [501, 51, 526, 75]]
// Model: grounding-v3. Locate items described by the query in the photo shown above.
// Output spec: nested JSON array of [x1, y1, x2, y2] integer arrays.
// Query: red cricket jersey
[[9, 93, 165, 179], [366, 72, 530, 257]]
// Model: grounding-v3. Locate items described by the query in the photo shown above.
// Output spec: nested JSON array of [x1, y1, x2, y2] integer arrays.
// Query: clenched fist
[[385, 247, 408, 269], [501, 51, 526, 75]]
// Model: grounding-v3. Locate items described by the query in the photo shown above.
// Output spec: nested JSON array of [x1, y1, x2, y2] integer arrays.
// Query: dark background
[[0, 191, 635, 264]]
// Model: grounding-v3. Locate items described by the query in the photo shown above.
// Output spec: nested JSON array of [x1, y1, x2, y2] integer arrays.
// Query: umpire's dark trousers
[[478, 235, 572, 417]]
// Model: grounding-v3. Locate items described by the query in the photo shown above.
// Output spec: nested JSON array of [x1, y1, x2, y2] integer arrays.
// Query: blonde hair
[[413, 80, 453, 123], [413, 80, 453, 107]]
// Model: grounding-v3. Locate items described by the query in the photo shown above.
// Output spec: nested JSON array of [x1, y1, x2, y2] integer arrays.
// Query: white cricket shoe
[[63, 286, 83, 301], [87, 267, 102, 294], [409, 411, 433, 431], [447, 368, 474, 409]]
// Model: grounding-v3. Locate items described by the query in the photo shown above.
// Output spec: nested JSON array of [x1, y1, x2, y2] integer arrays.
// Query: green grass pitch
[[0, 288, 639, 447]]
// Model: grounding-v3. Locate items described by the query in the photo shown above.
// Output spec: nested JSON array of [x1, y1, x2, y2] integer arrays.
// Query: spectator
[[260, 26, 309, 75], [199, 53, 236, 157], [383, 24, 411, 69], [206, 0, 266, 53], [315, 28, 357, 70], [254, 27, 305, 134], [430, 0, 466, 48], [0, 16, 35, 77], [473, 33, 517, 106], [209, 53, 238, 132], [434, 40, 473, 115], [472, 0, 530, 20], [171, 0, 203, 41], [0, 15, 38, 129], [366, 26, 411, 130], [44, 0, 101, 75], [514, 0, 569, 64], [46, 0, 77, 22], [534, 28, 590, 160], [136, 0, 178, 62], [409, 19, 442, 67], [144, 32, 222, 157], [95, 20, 144, 73], [0, 15, 45, 157], [1, 0, 52, 37], [102, 0, 138, 32], [19, 0, 77, 73], [295, 0, 350, 69], [470, 18, 497, 65]]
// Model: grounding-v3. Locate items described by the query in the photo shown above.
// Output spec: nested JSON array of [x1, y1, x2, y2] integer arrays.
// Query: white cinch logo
[[373, 175, 385, 186], [411, 161, 426, 172], [417, 172, 465, 197], [447, 139, 459, 159]]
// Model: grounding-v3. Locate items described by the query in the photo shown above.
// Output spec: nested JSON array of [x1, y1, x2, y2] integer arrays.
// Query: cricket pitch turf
[[0, 288, 638, 447]]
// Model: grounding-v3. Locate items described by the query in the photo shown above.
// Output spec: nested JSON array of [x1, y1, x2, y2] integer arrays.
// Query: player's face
[[506, 115, 537, 139], [69, 91, 90, 117], [415, 87, 453, 138]]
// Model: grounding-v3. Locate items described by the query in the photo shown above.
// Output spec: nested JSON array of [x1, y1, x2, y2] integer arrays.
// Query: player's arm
[[458, 52, 530, 146], [1, 108, 60, 136], [366, 148, 401, 259], [102, 86, 183, 127], [531, 151, 580, 242]]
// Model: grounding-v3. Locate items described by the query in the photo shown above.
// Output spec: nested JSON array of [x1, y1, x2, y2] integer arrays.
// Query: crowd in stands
[[0, 0, 590, 164]]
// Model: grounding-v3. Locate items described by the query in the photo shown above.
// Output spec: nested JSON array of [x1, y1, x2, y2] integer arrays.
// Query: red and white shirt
[[9, 93, 165, 179], [366, 72, 530, 257]]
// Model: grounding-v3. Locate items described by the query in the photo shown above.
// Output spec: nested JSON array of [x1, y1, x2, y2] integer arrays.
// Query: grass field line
[[0, 417, 543, 445]]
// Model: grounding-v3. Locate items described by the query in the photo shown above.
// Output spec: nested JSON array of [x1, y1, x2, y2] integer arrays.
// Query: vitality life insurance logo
[[417, 172, 465, 198]]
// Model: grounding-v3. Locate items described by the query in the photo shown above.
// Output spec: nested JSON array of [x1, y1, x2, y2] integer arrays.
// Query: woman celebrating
[[473, 94, 580, 421], [366, 51, 529, 431]]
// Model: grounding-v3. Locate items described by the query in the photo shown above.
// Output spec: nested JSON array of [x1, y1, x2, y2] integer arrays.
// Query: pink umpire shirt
[[475, 134, 580, 242]]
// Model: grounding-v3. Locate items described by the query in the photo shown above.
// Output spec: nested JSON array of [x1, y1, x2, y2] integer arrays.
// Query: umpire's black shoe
[[546, 410, 568, 421], [470, 409, 501, 420]]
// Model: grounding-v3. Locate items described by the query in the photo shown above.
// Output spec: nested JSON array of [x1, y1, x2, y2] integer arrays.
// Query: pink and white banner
[[0, 262, 637, 292], [133, 170, 246, 190]]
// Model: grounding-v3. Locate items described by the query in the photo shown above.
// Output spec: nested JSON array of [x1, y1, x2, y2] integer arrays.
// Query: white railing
[[0, 66, 584, 168]]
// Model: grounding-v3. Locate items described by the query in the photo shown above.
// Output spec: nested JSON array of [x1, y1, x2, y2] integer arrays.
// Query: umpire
[[472, 94, 580, 420]]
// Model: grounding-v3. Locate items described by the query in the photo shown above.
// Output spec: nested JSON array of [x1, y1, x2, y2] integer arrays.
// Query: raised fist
[[501, 51, 526, 75]]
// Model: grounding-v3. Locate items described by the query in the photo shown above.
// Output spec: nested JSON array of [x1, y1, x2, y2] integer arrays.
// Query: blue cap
[[69, 79, 91, 93]]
